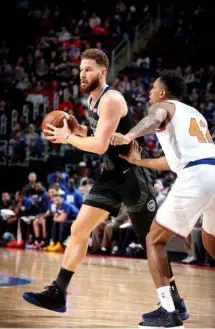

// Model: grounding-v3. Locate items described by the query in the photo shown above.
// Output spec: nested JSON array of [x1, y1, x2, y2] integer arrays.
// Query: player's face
[[149, 78, 166, 104], [80, 59, 106, 94]]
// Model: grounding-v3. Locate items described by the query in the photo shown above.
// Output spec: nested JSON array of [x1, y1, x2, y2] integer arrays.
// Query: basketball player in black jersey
[[23, 49, 188, 326]]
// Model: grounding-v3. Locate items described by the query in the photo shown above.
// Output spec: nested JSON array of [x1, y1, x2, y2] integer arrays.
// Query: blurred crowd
[[0, 166, 162, 258], [0, 0, 151, 163]]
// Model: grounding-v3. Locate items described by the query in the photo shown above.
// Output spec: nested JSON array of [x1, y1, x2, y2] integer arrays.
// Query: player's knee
[[146, 229, 166, 247], [70, 221, 90, 241], [33, 219, 39, 226], [146, 231, 154, 248]]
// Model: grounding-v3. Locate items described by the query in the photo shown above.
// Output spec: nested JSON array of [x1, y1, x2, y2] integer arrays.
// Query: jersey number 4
[[189, 118, 213, 143]]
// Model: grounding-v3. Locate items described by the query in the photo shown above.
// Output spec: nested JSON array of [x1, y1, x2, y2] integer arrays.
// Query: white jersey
[[155, 100, 215, 174]]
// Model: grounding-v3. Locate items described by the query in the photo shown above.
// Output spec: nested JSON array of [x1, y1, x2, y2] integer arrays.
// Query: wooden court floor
[[0, 248, 215, 328]]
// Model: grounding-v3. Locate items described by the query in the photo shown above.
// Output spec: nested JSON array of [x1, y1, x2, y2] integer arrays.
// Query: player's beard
[[80, 74, 100, 94]]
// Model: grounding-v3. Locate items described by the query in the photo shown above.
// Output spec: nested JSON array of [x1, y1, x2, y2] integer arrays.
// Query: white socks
[[157, 286, 175, 312]]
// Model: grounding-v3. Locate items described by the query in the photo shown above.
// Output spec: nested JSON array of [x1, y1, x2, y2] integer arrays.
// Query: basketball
[[42, 110, 76, 136]]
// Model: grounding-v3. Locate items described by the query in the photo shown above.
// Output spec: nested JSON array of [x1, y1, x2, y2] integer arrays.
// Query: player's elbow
[[153, 117, 163, 129], [95, 140, 109, 155]]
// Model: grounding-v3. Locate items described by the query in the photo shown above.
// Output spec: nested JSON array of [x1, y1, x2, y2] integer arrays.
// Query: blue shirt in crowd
[[48, 172, 70, 192], [55, 201, 79, 222], [65, 188, 83, 209]]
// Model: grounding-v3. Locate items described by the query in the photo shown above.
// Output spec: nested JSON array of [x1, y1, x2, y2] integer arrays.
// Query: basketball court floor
[[0, 248, 215, 328]]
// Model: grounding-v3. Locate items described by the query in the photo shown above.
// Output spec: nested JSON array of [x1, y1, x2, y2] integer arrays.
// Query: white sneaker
[[182, 256, 196, 264], [62, 236, 70, 247]]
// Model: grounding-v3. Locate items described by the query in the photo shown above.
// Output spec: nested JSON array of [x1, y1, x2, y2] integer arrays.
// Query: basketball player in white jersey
[[110, 70, 215, 328]]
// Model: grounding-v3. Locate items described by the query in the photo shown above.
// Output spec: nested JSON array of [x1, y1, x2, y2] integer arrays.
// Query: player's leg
[[202, 195, 215, 260], [61, 206, 108, 271], [23, 204, 109, 311], [23, 181, 121, 312], [139, 169, 209, 328], [124, 167, 187, 320]]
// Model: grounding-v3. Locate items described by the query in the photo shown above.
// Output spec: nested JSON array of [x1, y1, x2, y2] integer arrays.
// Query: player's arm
[[131, 157, 170, 171], [67, 93, 126, 154], [45, 93, 127, 154], [110, 102, 172, 145], [120, 141, 170, 171]]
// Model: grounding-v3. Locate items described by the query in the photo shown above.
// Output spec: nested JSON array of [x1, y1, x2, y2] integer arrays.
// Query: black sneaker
[[23, 281, 67, 312], [142, 299, 189, 322], [139, 308, 184, 328]]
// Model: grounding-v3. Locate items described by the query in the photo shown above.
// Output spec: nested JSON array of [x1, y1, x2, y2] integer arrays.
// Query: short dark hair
[[159, 70, 186, 99], [81, 49, 109, 69]]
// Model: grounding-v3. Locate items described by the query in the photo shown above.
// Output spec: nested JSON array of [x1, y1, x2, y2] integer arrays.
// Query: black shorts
[[84, 166, 157, 229]]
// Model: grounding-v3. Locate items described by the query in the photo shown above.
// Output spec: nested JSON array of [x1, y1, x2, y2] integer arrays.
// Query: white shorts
[[156, 165, 215, 238]]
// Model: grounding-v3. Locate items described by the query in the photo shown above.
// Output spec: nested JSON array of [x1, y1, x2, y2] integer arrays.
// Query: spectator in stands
[[57, 26, 72, 43], [24, 172, 37, 196], [51, 182, 66, 197], [21, 182, 49, 247], [25, 124, 38, 149], [7, 191, 32, 248], [0, 192, 16, 240], [89, 13, 101, 29], [44, 192, 79, 252], [31, 182, 49, 215], [9, 131, 26, 162], [65, 178, 83, 209], [0, 192, 13, 209], [91, 204, 129, 255], [32, 187, 56, 249], [36, 58, 49, 78], [48, 166, 69, 192]]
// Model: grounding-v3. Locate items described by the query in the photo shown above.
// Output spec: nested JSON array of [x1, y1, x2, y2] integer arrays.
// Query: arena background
[[0, 0, 215, 263]]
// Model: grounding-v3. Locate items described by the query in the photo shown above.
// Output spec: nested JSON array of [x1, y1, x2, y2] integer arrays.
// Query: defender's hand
[[110, 133, 131, 146], [120, 141, 142, 164]]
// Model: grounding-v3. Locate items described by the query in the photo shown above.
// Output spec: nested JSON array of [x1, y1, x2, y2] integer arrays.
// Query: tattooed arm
[[110, 102, 173, 145]]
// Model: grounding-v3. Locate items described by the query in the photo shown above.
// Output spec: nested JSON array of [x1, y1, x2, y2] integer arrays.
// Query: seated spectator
[[65, 178, 83, 209], [20, 182, 49, 248], [89, 13, 101, 29], [24, 172, 37, 196], [44, 192, 79, 252], [36, 58, 49, 78], [48, 166, 69, 192], [0, 192, 16, 241], [181, 232, 197, 264], [9, 131, 26, 162], [6, 191, 32, 248], [91, 204, 129, 255], [32, 187, 56, 249], [57, 26, 72, 43], [51, 182, 65, 197], [0, 192, 14, 210]]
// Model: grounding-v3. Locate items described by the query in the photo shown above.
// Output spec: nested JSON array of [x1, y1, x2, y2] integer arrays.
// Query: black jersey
[[88, 85, 138, 171]]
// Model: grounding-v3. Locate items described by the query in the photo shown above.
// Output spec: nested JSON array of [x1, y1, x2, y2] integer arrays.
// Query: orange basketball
[[42, 110, 75, 136]]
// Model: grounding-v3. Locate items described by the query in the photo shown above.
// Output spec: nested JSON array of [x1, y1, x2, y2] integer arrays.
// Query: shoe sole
[[23, 293, 66, 313], [139, 325, 184, 329], [142, 311, 190, 322]]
